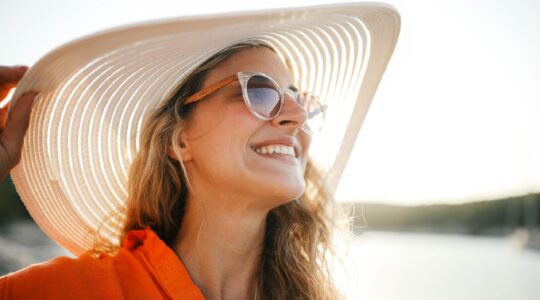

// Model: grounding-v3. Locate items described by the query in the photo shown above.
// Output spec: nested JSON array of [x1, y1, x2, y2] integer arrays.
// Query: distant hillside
[[345, 194, 540, 235]]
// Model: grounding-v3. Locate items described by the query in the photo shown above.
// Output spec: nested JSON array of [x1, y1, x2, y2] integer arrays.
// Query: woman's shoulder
[[0, 252, 127, 299], [5, 252, 115, 279], [1, 227, 202, 299]]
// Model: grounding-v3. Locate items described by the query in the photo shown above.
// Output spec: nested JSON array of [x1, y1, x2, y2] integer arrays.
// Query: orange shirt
[[0, 227, 206, 300]]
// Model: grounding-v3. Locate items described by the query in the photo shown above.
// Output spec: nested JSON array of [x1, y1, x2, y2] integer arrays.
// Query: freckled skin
[[180, 47, 311, 211]]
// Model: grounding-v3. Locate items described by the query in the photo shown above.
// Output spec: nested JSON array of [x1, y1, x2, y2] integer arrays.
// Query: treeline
[[345, 193, 540, 235], [0, 177, 31, 226]]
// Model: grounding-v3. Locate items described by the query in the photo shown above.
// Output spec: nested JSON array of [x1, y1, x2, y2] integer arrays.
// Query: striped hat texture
[[10, 2, 400, 255]]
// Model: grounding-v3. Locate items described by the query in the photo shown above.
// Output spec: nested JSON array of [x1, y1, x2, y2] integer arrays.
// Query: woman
[[0, 3, 400, 300], [118, 41, 338, 298]]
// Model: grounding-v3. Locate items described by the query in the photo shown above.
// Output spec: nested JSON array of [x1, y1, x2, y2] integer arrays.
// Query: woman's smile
[[250, 145, 300, 164], [249, 135, 302, 165]]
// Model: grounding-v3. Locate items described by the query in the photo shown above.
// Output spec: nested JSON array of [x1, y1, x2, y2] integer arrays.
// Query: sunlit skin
[[168, 47, 311, 300]]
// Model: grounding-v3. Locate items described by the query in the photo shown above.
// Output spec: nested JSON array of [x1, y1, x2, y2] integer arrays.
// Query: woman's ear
[[167, 135, 193, 162]]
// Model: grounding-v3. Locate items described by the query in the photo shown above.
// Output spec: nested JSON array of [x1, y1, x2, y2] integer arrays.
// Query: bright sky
[[2, 0, 539, 205]]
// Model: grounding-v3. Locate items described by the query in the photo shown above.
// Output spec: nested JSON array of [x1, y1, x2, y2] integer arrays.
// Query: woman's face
[[180, 47, 310, 210]]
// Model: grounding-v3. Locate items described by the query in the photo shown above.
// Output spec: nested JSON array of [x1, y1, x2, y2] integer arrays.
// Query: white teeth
[[253, 144, 296, 157]]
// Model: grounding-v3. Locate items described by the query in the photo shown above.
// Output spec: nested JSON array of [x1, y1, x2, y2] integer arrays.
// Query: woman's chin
[[261, 178, 306, 206]]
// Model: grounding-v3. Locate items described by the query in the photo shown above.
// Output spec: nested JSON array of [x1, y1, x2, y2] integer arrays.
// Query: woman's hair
[[105, 40, 346, 299]]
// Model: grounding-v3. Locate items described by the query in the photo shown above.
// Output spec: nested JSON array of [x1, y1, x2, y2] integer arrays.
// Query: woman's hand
[[0, 66, 38, 182]]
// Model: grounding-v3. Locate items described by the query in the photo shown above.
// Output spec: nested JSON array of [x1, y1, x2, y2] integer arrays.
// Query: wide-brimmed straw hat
[[10, 2, 400, 256]]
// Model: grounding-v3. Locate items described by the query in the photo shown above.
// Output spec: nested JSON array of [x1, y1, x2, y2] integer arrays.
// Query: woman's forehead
[[204, 47, 294, 88]]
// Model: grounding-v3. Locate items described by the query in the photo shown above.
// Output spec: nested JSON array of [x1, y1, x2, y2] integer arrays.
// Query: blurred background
[[1, 0, 539, 299]]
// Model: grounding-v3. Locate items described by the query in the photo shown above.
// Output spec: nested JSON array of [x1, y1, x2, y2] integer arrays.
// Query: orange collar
[[122, 227, 206, 300]]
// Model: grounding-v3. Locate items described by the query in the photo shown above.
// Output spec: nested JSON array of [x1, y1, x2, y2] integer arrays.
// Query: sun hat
[[9, 2, 400, 256]]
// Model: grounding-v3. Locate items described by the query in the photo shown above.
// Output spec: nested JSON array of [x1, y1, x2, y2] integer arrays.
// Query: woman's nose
[[270, 92, 307, 130]]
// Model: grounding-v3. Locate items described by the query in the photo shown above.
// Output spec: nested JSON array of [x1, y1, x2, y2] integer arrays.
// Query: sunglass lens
[[246, 75, 281, 118]]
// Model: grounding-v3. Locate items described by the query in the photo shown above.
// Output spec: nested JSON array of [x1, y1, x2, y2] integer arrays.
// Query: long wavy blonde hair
[[115, 40, 347, 299]]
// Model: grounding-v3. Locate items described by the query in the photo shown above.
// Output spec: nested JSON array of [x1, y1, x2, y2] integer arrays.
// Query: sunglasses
[[183, 72, 326, 134]]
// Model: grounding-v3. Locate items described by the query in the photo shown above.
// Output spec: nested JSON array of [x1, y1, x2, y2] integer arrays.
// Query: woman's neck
[[172, 191, 267, 300]]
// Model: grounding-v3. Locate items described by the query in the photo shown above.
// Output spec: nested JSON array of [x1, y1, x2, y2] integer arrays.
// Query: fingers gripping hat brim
[[10, 2, 400, 256]]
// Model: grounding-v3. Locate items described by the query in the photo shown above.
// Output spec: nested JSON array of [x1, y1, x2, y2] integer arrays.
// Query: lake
[[1, 222, 539, 299], [336, 230, 540, 299]]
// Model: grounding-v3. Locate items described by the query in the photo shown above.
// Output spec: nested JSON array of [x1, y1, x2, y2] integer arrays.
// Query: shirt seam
[[132, 249, 172, 300]]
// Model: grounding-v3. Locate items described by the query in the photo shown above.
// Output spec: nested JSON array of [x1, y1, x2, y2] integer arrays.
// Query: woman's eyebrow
[[288, 85, 299, 92]]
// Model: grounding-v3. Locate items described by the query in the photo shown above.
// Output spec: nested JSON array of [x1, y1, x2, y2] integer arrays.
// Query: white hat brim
[[10, 2, 400, 256]]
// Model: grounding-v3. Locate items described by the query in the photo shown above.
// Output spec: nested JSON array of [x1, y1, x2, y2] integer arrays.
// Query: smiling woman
[[0, 3, 400, 300], [120, 42, 336, 298]]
